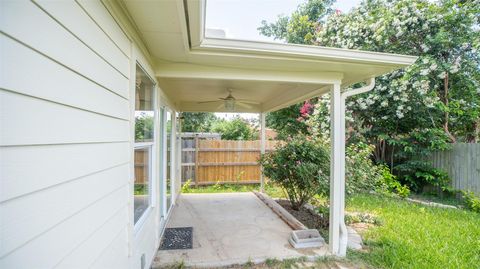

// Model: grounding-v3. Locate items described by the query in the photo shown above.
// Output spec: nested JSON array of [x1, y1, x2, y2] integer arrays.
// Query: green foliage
[[135, 113, 154, 141], [347, 194, 480, 269], [181, 112, 218, 132], [181, 179, 192, 193], [133, 184, 147, 195], [378, 166, 411, 198], [345, 212, 382, 225], [265, 103, 309, 140], [345, 143, 384, 194], [211, 117, 255, 140], [258, 0, 334, 44], [259, 136, 330, 209], [395, 161, 450, 193], [462, 191, 480, 213], [180, 182, 285, 197]]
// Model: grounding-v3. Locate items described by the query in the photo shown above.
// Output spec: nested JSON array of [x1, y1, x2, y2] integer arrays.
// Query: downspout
[[342, 77, 376, 99], [337, 77, 375, 256]]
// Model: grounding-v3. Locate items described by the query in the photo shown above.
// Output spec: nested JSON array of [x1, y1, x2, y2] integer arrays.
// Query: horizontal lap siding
[[0, 0, 132, 268], [1, 35, 129, 120], [0, 186, 129, 269], [0, 143, 130, 202], [0, 91, 129, 146], [1, 0, 128, 98]]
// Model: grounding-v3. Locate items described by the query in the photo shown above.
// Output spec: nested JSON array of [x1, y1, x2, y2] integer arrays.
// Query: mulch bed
[[276, 200, 329, 231]]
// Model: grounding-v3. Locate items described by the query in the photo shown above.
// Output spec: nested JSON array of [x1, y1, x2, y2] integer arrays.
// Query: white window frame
[[133, 63, 157, 232], [164, 108, 175, 216]]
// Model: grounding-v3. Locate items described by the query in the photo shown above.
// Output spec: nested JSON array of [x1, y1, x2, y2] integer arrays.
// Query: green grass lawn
[[347, 194, 480, 269], [181, 181, 286, 198]]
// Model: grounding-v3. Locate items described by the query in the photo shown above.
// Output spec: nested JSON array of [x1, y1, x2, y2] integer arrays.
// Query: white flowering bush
[[315, 0, 480, 144]]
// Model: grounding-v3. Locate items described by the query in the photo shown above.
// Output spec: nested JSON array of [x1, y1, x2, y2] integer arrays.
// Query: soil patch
[[276, 200, 328, 232]]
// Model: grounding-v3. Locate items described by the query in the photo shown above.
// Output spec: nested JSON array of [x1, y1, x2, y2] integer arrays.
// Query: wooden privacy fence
[[181, 138, 281, 185], [429, 143, 480, 195]]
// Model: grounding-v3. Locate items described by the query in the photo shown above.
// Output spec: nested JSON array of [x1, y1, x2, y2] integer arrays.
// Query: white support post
[[260, 113, 266, 192], [328, 78, 374, 256], [329, 82, 346, 256]]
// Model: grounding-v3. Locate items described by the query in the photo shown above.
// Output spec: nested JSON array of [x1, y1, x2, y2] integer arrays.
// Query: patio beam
[[156, 63, 343, 85]]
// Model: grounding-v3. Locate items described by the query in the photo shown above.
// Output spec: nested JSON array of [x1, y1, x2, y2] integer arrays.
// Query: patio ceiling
[[120, 0, 417, 113]]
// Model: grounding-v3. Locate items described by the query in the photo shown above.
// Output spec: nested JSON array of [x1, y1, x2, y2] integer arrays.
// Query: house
[[0, 0, 417, 268]]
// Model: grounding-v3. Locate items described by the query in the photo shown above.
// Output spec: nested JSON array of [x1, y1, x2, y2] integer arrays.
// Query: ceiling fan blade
[[216, 103, 225, 110], [235, 99, 260, 105], [236, 102, 254, 109], [198, 100, 222, 104]]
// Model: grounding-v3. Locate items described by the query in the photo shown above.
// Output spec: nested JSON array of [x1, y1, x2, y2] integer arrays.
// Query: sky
[[206, 0, 361, 42], [207, 0, 362, 120]]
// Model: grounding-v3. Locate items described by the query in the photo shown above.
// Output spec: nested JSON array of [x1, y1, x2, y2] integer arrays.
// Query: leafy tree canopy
[[211, 117, 256, 140], [266, 102, 312, 140], [258, 0, 334, 44], [181, 112, 218, 132]]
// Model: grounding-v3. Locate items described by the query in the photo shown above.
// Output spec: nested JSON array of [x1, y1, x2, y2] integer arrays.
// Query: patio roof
[[118, 0, 417, 113]]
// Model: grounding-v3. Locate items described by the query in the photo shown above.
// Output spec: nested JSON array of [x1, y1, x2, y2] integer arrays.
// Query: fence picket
[[429, 143, 479, 195]]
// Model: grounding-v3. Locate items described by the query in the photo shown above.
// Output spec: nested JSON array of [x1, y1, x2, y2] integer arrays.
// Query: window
[[134, 64, 155, 224]]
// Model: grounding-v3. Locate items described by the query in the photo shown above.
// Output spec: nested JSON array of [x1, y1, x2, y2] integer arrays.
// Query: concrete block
[[347, 226, 363, 250], [289, 229, 325, 249]]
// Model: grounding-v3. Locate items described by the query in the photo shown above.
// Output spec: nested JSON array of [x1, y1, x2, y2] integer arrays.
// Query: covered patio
[[119, 0, 417, 260], [153, 193, 328, 268]]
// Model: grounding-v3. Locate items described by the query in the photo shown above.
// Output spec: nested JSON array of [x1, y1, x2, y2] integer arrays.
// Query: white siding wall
[[0, 0, 134, 268]]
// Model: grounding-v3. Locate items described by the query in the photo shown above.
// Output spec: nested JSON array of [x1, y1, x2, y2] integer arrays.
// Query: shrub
[[378, 166, 411, 198], [181, 179, 192, 193], [346, 142, 384, 194], [259, 136, 330, 209], [462, 191, 480, 213], [395, 161, 451, 193]]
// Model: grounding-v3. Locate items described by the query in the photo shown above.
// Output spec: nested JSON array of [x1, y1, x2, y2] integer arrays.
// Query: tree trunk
[[467, 119, 479, 143]]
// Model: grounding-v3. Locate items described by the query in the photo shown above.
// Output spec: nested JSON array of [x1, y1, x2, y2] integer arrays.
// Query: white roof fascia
[[196, 38, 417, 67], [185, 0, 205, 48]]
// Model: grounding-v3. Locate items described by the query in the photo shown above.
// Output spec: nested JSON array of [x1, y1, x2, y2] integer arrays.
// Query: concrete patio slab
[[152, 193, 329, 268]]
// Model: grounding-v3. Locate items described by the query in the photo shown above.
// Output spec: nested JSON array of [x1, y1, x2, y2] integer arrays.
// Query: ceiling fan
[[197, 89, 259, 111]]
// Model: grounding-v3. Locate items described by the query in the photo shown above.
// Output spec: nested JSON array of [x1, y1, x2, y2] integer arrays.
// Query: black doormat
[[160, 227, 193, 250]]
